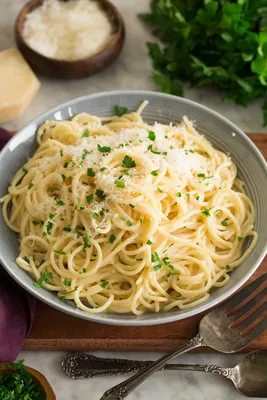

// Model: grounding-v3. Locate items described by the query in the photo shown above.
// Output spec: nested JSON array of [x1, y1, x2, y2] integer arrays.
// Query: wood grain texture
[[23, 133, 267, 352]]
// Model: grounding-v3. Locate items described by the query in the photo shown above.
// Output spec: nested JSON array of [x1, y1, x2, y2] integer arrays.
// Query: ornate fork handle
[[100, 334, 206, 400]]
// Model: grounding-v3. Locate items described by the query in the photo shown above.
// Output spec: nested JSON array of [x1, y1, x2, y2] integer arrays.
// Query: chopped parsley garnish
[[201, 208, 211, 217], [100, 280, 109, 289], [109, 234, 116, 244], [49, 213, 56, 220], [39, 259, 45, 267], [153, 265, 161, 271], [28, 183, 34, 189], [157, 187, 163, 193], [196, 196, 200, 201], [129, 203, 135, 208], [115, 178, 125, 188], [23, 256, 30, 263], [226, 265, 231, 270], [83, 268, 87, 273], [71, 161, 76, 167], [63, 225, 71, 232], [21, 167, 28, 173], [83, 235, 91, 248], [122, 155, 136, 168], [146, 239, 152, 245], [151, 170, 158, 176], [78, 202, 85, 210], [176, 192, 182, 197], [198, 173, 205, 178], [32, 220, 40, 225], [82, 129, 89, 138], [82, 149, 90, 160], [136, 258, 143, 261], [60, 149, 63, 157], [148, 144, 161, 154], [63, 279, 71, 287], [62, 174, 66, 183], [56, 200, 65, 206], [100, 167, 107, 172], [221, 219, 228, 227], [59, 296, 67, 303], [64, 162, 69, 168], [96, 189, 106, 201], [162, 276, 168, 282], [86, 194, 94, 204], [115, 105, 128, 116], [186, 193, 190, 200], [148, 131, 156, 141], [46, 221, 53, 235], [127, 220, 133, 226], [49, 187, 57, 193], [100, 210, 105, 217], [92, 212, 99, 219], [151, 251, 160, 263], [53, 249, 66, 255], [189, 149, 195, 153], [87, 168, 95, 177], [98, 144, 111, 153], [237, 236, 243, 241], [34, 271, 52, 288]]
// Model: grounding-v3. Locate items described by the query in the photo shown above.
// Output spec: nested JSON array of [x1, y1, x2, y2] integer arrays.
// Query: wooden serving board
[[23, 134, 267, 352]]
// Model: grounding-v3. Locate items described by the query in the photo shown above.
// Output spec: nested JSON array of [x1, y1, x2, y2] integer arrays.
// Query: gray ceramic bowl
[[0, 91, 267, 326]]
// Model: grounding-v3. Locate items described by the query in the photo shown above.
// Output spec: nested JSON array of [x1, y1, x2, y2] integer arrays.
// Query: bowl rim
[[1, 90, 267, 326], [15, 0, 125, 64]]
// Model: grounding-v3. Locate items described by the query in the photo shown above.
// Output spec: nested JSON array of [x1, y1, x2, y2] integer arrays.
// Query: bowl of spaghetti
[[0, 91, 267, 326]]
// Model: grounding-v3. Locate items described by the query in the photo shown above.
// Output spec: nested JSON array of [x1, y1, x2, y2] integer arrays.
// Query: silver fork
[[101, 273, 267, 400]]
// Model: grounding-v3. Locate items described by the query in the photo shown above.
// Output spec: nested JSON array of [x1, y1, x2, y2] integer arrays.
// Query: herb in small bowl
[[0, 360, 55, 400]]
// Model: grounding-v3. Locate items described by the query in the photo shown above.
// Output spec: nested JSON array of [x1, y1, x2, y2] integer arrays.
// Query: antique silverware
[[62, 349, 267, 397], [100, 273, 267, 399]]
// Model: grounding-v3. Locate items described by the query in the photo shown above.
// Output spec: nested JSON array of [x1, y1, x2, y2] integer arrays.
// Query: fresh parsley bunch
[[139, 0, 267, 125]]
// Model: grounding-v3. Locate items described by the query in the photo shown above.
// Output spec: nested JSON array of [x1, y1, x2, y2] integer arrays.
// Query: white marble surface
[[0, 1, 265, 399]]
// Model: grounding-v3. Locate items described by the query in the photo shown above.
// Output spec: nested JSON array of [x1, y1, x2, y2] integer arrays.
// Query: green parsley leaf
[[157, 186, 163, 193], [21, 167, 28, 173], [198, 173, 205, 178], [122, 155, 136, 168], [151, 251, 160, 263], [153, 265, 161, 271], [87, 168, 95, 177], [109, 234, 116, 244], [83, 268, 87, 273], [63, 279, 71, 287], [86, 194, 94, 203], [151, 170, 158, 176], [95, 189, 106, 201], [32, 220, 41, 225], [148, 131, 156, 141], [221, 219, 228, 227], [34, 271, 52, 288], [39, 259, 45, 267], [83, 235, 91, 248], [115, 178, 125, 188], [100, 167, 107, 172], [63, 225, 72, 232], [162, 275, 168, 282], [237, 236, 243, 241], [92, 212, 99, 219], [98, 144, 111, 153], [100, 280, 109, 289], [53, 249, 66, 255], [196, 195, 200, 201], [82, 129, 89, 138], [127, 220, 133, 226], [56, 199, 65, 206], [28, 183, 34, 189], [226, 265, 231, 270], [201, 208, 211, 217], [59, 296, 67, 303], [115, 105, 128, 116], [64, 162, 69, 168], [60, 149, 63, 157], [176, 192, 182, 197], [46, 221, 53, 235], [186, 193, 190, 200], [148, 144, 161, 154], [129, 203, 135, 208], [49, 213, 56, 220], [62, 174, 66, 183], [146, 239, 152, 245], [81, 149, 90, 160]]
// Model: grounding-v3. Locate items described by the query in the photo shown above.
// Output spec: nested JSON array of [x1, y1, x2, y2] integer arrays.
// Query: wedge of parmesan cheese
[[0, 48, 40, 123]]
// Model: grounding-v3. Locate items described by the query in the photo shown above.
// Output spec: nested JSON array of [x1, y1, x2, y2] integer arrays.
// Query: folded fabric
[[0, 127, 36, 361]]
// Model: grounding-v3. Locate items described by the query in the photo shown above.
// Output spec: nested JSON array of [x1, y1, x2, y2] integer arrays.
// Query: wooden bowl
[[0, 362, 56, 399], [15, 0, 125, 79]]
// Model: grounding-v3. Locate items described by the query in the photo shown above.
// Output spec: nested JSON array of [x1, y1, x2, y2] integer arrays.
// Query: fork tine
[[222, 273, 267, 312], [233, 301, 267, 332], [227, 287, 267, 322], [242, 316, 267, 343]]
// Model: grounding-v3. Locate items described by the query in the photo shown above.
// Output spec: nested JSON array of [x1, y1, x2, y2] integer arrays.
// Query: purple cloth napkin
[[0, 127, 36, 361]]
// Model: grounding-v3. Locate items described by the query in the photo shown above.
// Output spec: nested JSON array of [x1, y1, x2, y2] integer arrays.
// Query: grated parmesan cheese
[[22, 0, 113, 61]]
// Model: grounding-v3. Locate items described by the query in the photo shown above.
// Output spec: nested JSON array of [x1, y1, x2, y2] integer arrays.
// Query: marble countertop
[[0, 1, 266, 399]]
